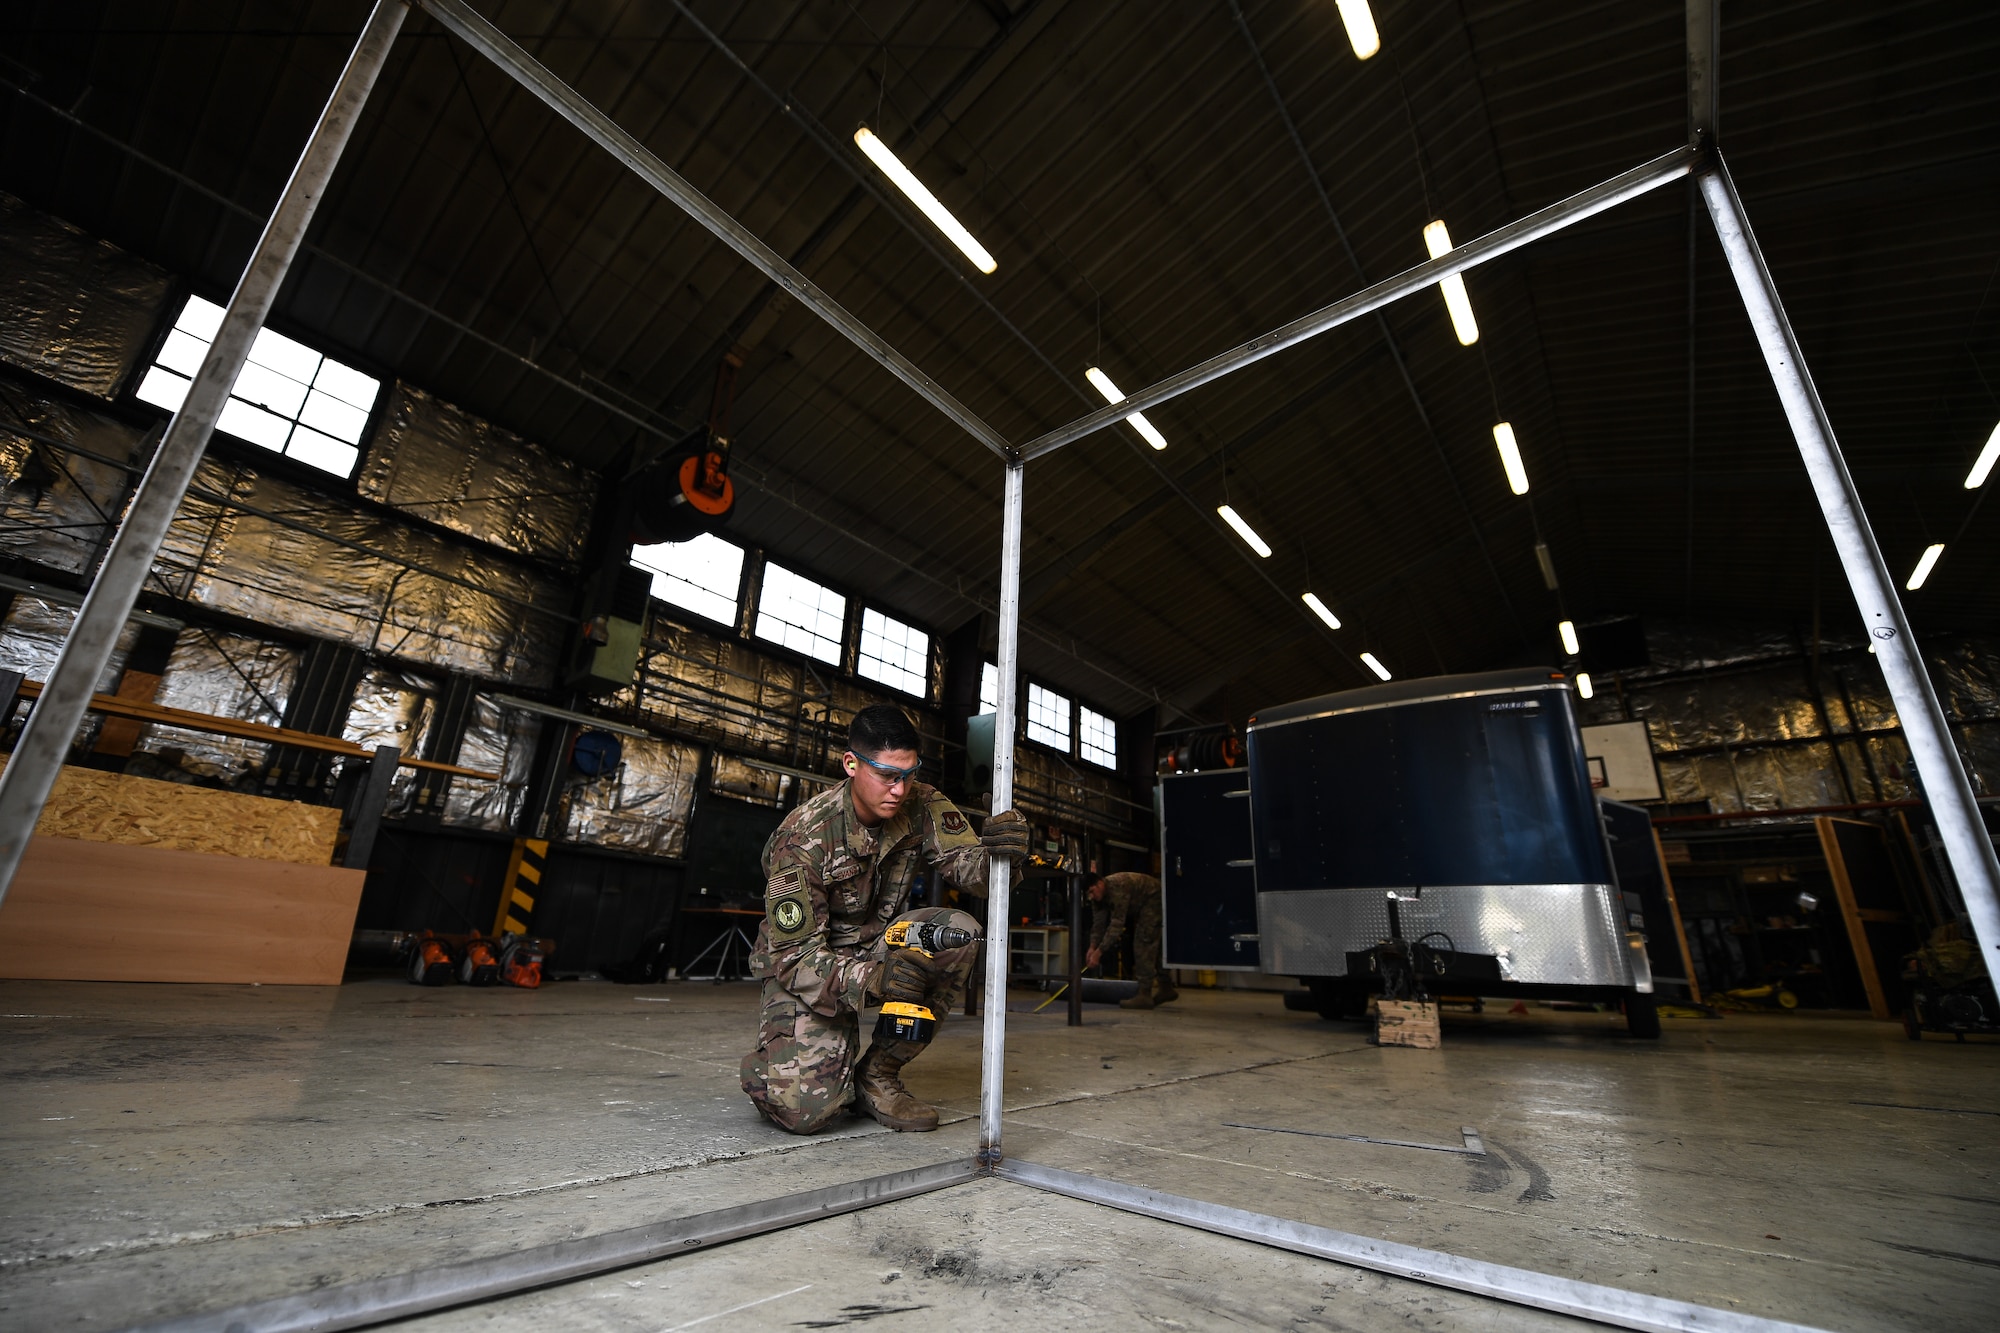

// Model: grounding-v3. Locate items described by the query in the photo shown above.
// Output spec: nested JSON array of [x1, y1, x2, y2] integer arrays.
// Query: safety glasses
[[851, 752, 922, 786]]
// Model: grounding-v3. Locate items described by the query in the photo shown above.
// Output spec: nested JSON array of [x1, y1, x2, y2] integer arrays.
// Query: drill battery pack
[[875, 1001, 937, 1044]]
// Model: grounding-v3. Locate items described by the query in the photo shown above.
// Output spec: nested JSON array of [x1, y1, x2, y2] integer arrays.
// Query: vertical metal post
[[1697, 157, 2000, 968], [1686, 0, 1719, 141], [343, 744, 402, 869], [978, 461, 1025, 1165], [1067, 863, 1084, 1026], [0, 0, 407, 907]]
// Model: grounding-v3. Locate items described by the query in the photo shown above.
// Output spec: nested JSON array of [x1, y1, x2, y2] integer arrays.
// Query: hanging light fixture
[[1361, 652, 1392, 681], [1334, 0, 1381, 59], [1217, 505, 1272, 557], [1084, 367, 1169, 450], [1906, 543, 1945, 591], [1965, 421, 2000, 489], [854, 126, 996, 274], [1423, 219, 1479, 345], [1558, 620, 1580, 656], [1492, 422, 1529, 495], [1302, 592, 1342, 629], [1576, 672, 1595, 699]]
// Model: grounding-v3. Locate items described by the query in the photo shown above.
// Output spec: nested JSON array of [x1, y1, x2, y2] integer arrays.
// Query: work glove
[[876, 948, 938, 1006], [980, 808, 1031, 862]]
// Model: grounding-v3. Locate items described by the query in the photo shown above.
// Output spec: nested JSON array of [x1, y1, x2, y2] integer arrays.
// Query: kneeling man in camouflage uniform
[[741, 704, 1029, 1133]]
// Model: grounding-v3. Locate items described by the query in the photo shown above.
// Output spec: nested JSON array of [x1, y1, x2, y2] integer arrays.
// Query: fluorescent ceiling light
[[854, 126, 996, 274], [1334, 0, 1381, 59], [1217, 505, 1272, 557], [1906, 542, 1945, 591], [1558, 620, 1580, 656], [1423, 220, 1479, 345], [1966, 421, 2000, 489], [1492, 421, 1529, 495], [1534, 540, 1559, 590], [1085, 367, 1169, 449], [1576, 672, 1595, 700], [1302, 592, 1342, 629], [1361, 652, 1391, 681]]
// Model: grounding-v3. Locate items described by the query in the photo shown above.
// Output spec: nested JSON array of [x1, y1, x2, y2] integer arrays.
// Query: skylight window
[[754, 562, 847, 664], [858, 608, 930, 698], [1079, 706, 1118, 769], [631, 533, 744, 626], [1027, 682, 1072, 751], [135, 295, 380, 477], [979, 662, 999, 715]]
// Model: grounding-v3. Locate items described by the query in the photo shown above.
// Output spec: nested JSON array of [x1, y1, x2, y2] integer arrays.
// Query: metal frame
[[0, 0, 408, 907], [5, 4, 1970, 1331]]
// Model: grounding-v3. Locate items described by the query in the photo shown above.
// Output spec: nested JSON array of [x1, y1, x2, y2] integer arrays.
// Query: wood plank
[[16, 678, 497, 779], [0, 836, 366, 985], [1651, 827, 1702, 1004], [1816, 816, 1891, 1020]]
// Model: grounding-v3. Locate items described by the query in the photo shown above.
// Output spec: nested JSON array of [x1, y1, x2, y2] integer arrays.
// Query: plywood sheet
[[0, 836, 365, 985], [0, 758, 338, 865]]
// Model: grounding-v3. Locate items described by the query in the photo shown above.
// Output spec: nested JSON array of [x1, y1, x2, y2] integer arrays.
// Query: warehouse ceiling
[[2, 1, 1997, 724]]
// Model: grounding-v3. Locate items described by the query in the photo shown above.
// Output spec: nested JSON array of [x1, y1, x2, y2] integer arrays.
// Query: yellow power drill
[[877, 920, 978, 1042]]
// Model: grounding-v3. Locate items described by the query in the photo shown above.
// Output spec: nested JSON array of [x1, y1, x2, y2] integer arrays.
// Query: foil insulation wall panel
[[153, 458, 565, 685], [0, 392, 145, 575], [639, 620, 819, 755], [708, 751, 806, 807], [440, 693, 541, 832], [1570, 620, 2000, 810], [128, 629, 299, 784], [359, 383, 596, 563], [0, 597, 138, 754], [341, 667, 438, 812], [0, 192, 173, 398], [564, 734, 700, 857]]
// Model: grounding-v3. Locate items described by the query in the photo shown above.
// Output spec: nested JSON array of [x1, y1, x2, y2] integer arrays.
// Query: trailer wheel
[[1624, 993, 1661, 1039]]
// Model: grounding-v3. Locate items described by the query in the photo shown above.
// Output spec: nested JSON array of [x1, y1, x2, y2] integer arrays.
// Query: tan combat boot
[[1119, 989, 1156, 1009], [1154, 977, 1180, 1004], [854, 1040, 938, 1130]]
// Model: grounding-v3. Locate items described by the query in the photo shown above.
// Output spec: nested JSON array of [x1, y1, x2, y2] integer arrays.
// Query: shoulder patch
[[766, 867, 815, 943], [940, 809, 968, 835]]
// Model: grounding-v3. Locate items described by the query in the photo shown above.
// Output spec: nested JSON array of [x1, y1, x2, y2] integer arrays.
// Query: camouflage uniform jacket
[[1089, 872, 1161, 951], [749, 779, 990, 1018]]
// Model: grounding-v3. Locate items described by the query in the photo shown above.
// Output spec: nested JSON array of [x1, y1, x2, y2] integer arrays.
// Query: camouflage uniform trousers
[[1124, 894, 1164, 993], [740, 906, 981, 1135]]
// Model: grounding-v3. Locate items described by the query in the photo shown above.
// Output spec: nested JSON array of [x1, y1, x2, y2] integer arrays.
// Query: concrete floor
[[2, 979, 1996, 1333]]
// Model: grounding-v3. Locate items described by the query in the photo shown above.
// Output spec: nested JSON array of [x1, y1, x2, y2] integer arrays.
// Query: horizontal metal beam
[[128, 1159, 978, 1333], [998, 1159, 1830, 1333], [415, 0, 1013, 461], [1017, 144, 1699, 462]]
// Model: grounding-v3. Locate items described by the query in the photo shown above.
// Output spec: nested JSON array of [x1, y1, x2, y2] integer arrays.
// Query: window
[[1079, 705, 1118, 769], [858, 608, 929, 697], [1026, 682, 1071, 751], [136, 295, 380, 477], [754, 561, 846, 664], [631, 533, 744, 626], [978, 662, 998, 715]]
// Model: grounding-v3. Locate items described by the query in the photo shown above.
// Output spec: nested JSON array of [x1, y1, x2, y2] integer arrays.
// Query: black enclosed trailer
[[1239, 667, 1659, 1036]]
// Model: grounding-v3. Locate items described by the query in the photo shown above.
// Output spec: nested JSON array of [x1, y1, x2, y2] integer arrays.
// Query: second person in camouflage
[[1086, 871, 1178, 1009]]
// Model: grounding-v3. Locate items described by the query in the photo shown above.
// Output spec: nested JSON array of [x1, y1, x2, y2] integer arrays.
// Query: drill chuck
[[885, 920, 977, 955]]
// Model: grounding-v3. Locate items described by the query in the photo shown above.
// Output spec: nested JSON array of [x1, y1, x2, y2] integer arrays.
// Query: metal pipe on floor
[[0, 0, 408, 907], [1015, 144, 1698, 462], [998, 1160, 1830, 1333], [978, 460, 1025, 1166], [413, 0, 1012, 462], [1696, 156, 2000, 970], [126, 1159, 978, 1333]]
